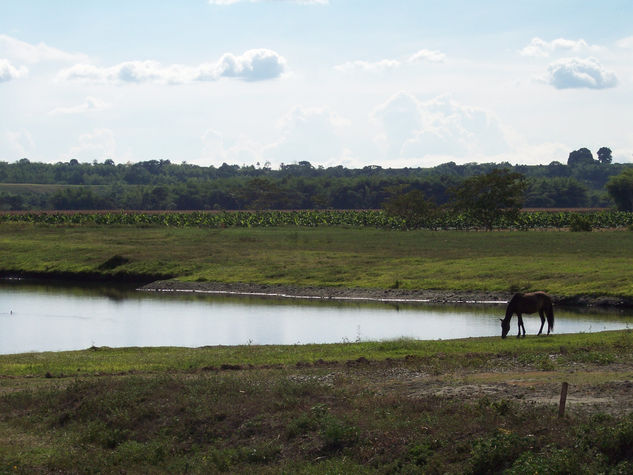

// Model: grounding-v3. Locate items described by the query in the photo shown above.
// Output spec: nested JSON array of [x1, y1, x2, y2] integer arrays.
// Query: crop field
[[1, 209, 633, 230]]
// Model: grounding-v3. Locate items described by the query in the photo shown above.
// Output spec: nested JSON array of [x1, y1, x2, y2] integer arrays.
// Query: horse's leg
[[537, 310, 545, 335], [517, 314, 525, 338]]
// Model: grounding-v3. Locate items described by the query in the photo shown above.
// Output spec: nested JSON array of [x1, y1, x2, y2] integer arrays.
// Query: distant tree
[[597, 147, 613, 164], [567, 148, 595, 167], [450, 169, 526, 230], [606, 169, 633, 211], [547, 161, 570, 177], [382, 186, 440, 229]]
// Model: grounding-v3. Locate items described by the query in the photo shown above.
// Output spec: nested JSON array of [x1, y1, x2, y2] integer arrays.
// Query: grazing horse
[[500, 291, 554, 339]]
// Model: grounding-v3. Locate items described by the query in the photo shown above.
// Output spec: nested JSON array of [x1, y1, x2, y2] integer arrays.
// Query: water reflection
[[0, 280, 632, 355]]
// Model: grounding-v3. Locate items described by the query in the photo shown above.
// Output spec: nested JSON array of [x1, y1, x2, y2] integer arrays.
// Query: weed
[[470, 431, 530, 474]]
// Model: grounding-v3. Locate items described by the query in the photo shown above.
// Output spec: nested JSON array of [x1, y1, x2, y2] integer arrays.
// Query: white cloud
[[520, 37, 602, 58], [6, 130, 35, 157], [263, 106, 350, 165], [0, 34, 87, 63], [616, 36, 633, 49], [407, 49, 446, 63], [334, 59, 400, 72], [49, 97, 111, 115], [0, 58, 27, 82], [67, 129, 117, 161], [198, 49, 287, 81], [58, 49, 287, 84], [372, 92, 511, 160], [335, 48, 446, 73], [545, 57, 617, 89]]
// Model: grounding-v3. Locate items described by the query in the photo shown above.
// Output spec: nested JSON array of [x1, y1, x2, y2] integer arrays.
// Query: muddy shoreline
[[140, 280, 633, 308]]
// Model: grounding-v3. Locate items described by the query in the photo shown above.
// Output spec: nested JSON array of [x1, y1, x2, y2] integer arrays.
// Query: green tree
[[382, 186, 440, 229], [597, 147, 613, 164], [606, 169, 633, 211], [450, 169, 526, 230], [567, 148, 595, 167]]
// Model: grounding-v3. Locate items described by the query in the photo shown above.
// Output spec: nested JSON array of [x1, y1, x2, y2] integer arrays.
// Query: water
[[0, 280, 631, 355]]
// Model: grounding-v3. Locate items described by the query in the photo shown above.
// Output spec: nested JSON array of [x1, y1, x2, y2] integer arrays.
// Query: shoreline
[[139, 280, 633, 308]]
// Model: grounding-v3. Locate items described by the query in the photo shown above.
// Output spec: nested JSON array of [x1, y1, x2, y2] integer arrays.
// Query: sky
[[1, 0, 632, 169]]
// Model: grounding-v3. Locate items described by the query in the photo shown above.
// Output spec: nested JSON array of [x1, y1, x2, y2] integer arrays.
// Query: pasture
[[2, 332, 633, 472], [1, 222, 633, 299]]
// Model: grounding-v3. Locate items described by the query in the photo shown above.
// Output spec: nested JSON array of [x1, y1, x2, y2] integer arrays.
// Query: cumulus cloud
[[6, 130, 35, 156], [67, 128, 117, 161], [58, 49, 287, 84], [0, 58, 27, 82], [334, 59, 400, 72], [407, 49, 446, 63], [49, 97, 111, 115], [616, 36, 633, 49], [335, 48, 445, 72], [520, 37, 601, 57], [263, 106, 350, 165], [372, 92, 510, 159], [0, 34, 87, 63], [546, 57, 617, 89]]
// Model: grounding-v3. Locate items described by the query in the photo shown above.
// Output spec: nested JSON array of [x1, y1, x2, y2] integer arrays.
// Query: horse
[[500, 291, 554, 339]]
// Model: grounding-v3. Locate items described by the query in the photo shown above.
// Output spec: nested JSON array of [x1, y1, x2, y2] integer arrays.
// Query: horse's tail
[[546, 301, 555, 331]]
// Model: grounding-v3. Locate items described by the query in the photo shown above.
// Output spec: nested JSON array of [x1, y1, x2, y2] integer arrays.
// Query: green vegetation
[[2, 209, 633, 230], [449, 169, 526, 231], [607, 168, 633, 212], [1, 223, 633, 298], [0, 330, 630, 377], [2, 332, 633, 473], [1, 149, 630, 211]]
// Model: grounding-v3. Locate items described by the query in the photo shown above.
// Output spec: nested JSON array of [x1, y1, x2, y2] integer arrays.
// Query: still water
[[1, 280, 632, 355]]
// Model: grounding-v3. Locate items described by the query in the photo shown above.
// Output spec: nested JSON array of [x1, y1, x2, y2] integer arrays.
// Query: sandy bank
[[139, 280, 633, 308]]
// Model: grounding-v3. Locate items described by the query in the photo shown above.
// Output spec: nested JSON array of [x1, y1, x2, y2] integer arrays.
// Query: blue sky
[[1, 0, 632, 168]]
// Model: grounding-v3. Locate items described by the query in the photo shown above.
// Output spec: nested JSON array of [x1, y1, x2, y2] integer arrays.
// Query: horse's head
[[500, 318, 510, 339]]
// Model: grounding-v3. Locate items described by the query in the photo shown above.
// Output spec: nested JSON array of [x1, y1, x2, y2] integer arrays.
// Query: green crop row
[[1, 209, 632, 230]]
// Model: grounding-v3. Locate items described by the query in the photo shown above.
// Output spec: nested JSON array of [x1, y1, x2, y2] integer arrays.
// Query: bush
[[470, 431, 529, 475], [569, 214, 593, 232]]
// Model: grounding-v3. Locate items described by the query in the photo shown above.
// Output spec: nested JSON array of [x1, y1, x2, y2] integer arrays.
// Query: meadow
[[2, 218, 633, 472], [2, 332, 633, 473], [1, 220, 633, 299]]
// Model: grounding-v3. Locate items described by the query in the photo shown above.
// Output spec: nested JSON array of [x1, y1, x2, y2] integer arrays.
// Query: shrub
[[569, 214, 593, 232]]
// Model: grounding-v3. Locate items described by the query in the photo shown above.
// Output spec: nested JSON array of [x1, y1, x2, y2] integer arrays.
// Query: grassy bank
[[2, 332, 633, 473], [2, 223, 633, 298]]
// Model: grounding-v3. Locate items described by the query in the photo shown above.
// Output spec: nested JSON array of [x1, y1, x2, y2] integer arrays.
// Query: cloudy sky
[[1, 0, 632, 168]]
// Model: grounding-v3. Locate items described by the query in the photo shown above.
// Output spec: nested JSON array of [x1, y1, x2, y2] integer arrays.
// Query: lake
[[0, 280, 631, 355]]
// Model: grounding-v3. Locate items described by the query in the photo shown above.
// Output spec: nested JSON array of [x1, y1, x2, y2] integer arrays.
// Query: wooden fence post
[[558, 382, 569, 418]]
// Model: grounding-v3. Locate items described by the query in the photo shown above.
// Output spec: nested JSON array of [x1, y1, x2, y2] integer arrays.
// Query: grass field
[[2, 332, 633, 473], [1, 223, 633, 298], [3, 222, 633, 471]]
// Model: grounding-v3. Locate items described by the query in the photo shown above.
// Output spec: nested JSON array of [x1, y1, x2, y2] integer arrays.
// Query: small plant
[[470, 431, 529, 475]]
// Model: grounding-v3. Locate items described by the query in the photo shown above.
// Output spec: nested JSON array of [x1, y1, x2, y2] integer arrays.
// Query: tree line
[[0, 147, 631, 211]]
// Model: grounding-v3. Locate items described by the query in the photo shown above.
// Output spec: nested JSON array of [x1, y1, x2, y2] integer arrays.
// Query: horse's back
[[510, 291, 552, 313]]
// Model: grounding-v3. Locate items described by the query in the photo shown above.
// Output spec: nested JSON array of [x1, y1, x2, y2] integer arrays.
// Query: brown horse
[[500, 291, 554, 339]]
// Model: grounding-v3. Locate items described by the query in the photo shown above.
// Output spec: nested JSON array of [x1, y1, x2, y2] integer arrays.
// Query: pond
[[0, 280, 632, 355]]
